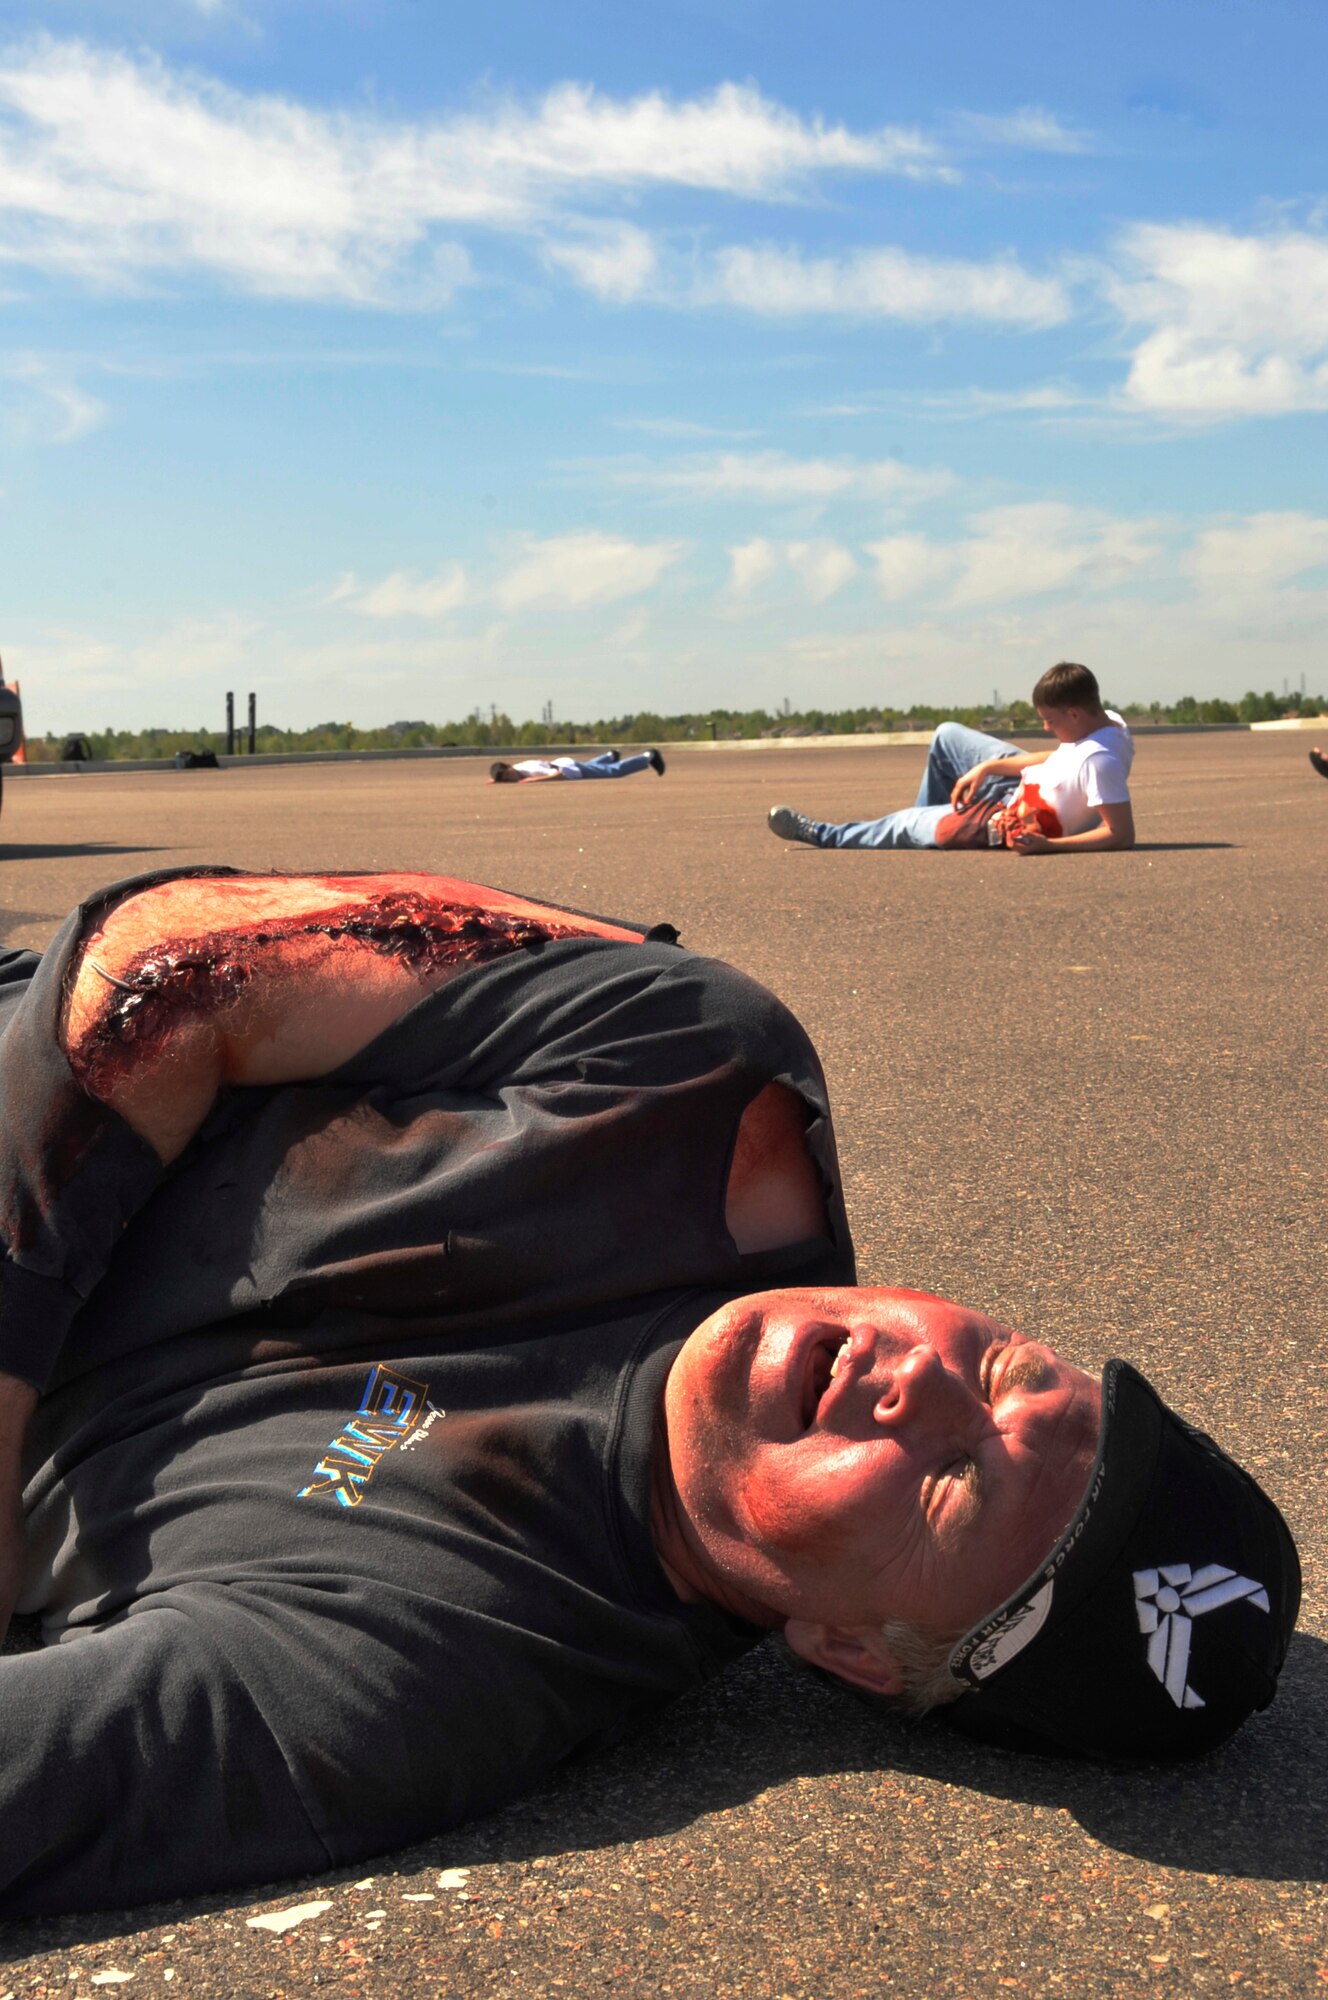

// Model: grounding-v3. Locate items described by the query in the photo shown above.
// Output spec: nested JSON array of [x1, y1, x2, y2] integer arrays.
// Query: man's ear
[[783, 1618, 906, 1698]]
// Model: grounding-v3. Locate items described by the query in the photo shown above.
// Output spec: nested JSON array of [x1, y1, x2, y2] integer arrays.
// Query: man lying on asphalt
[[489, 748, 665, 781], [0, 869, 1300, 1914]]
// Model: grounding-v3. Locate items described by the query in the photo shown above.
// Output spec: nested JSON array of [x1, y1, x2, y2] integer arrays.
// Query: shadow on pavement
[[3, 1635, 1322, 1954], [1132, 841, 1234, 850], [454, 1632, 1328, 1886]]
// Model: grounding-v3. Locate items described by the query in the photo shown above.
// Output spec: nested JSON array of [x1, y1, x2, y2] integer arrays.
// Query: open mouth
[[801, 1335, 851, 1427]]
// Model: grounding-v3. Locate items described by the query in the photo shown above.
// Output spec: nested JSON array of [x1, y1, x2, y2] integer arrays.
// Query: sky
[[2, 0, 1327, 736]]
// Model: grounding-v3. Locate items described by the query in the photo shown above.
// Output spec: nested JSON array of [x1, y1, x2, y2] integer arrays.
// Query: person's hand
[[0, 1371, 37, 1641], [1011, 828, 1054, 855], [950, 762, 991, 809]]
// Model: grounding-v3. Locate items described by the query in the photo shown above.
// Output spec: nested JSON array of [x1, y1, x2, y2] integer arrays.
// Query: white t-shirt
[[509, 757, 582, 780], [1014, 711, 1134, 836]]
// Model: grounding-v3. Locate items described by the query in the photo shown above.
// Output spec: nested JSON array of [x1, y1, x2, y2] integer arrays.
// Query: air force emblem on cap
[[964, 1579, 1056, 1681], [1133, 1564, 1270, 1710]]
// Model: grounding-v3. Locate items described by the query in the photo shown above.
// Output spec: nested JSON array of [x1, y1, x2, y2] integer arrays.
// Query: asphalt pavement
[[0, 730, 1324, 1997]]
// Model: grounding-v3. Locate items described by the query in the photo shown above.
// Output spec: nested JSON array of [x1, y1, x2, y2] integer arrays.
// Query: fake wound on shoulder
[[298, 1363, 445, 1508]]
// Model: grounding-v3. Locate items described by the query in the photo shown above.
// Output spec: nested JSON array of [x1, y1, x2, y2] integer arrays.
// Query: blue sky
[[2, 0, 1327, 735]]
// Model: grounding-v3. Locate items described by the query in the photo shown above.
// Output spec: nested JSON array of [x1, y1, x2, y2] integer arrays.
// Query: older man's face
[[664, 1286, 1101, 1637]]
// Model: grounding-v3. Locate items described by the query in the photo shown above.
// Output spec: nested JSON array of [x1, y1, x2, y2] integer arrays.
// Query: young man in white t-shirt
[[767, 662, 1135, 854]]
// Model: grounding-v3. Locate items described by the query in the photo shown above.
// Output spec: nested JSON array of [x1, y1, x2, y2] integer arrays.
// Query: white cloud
[[919, 385, 1091, 415], [45, 378, 104, 441], [615, 416, 758, 439], [804, 384, 1092, 421], [955, 106, 1091, 154], [0, 40, 478, 302], [11, 612, 264, 703], [0, 355, 106, 442], [702, 243, 1070, 326], [867, 532, 958, 601], [949, 505, 1149, 604], [0, 44, 954, 303], [538, 231, 1072, 327], [605, 608, 649, 649], [331, 564, 468, 619], [779, 577, 1328, 714], [727, 537, 779, 596], [724, 536, 854, 601], [471, 77, 951, 192], [617, 449, 952, 505], [184, 0, 256, 22], [329, 538, 683, 615], [542, 222, 657, 301], [496, 531, 683, 609], [1110, 222, 1328, 417], [870, 504, 1161, 607], [785, 539, 856, 601], [5, 616, 510, 735], [1185, 512, 1328, 592]]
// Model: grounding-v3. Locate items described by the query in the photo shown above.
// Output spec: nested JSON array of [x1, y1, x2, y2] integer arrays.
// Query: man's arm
[[1011, 799, 1135, 855], [950, 751, 1047, 810]]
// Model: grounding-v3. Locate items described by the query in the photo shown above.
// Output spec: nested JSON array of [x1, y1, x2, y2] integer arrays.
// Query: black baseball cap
[[945, 1361, 1300, 1760]]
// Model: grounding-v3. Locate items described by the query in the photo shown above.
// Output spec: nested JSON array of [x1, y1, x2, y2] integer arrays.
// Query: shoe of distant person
[[767, 804, 820, 845], [1310, 746, 1328, 780], [648, 749, 666, 776]]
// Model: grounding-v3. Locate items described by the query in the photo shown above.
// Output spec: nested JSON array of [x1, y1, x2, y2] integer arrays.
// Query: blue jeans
[[564, 752, 655, 778], [812, 723, 1022, 849]]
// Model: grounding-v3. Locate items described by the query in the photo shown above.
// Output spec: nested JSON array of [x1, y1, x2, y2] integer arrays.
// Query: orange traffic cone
[[10, 679, 25, 763]]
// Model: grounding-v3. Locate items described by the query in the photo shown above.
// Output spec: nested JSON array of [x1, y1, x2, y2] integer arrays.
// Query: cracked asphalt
[[0, 728, 1324, 1997]]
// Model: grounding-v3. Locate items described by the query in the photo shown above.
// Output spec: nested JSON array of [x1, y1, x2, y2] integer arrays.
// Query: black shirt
[[0, 874, 855, 1910]]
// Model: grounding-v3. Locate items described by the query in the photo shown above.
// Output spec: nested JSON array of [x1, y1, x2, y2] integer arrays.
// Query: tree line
[[25, 687, 1324, 761]]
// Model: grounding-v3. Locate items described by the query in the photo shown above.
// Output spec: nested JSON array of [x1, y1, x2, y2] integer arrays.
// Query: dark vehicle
[[0, 664, 24, 822]]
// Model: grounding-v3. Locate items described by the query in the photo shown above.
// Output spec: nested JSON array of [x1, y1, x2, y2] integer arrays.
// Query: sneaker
[[603, 748, 620, 762], [648, 748, 666, 775], [1310, 747, 1328, 780], [767, 804, 821, 846]]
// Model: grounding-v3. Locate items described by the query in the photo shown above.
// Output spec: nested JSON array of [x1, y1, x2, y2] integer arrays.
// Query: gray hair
[[779, 1621, 967, 1715], [878, 1621, 967, 1715]]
